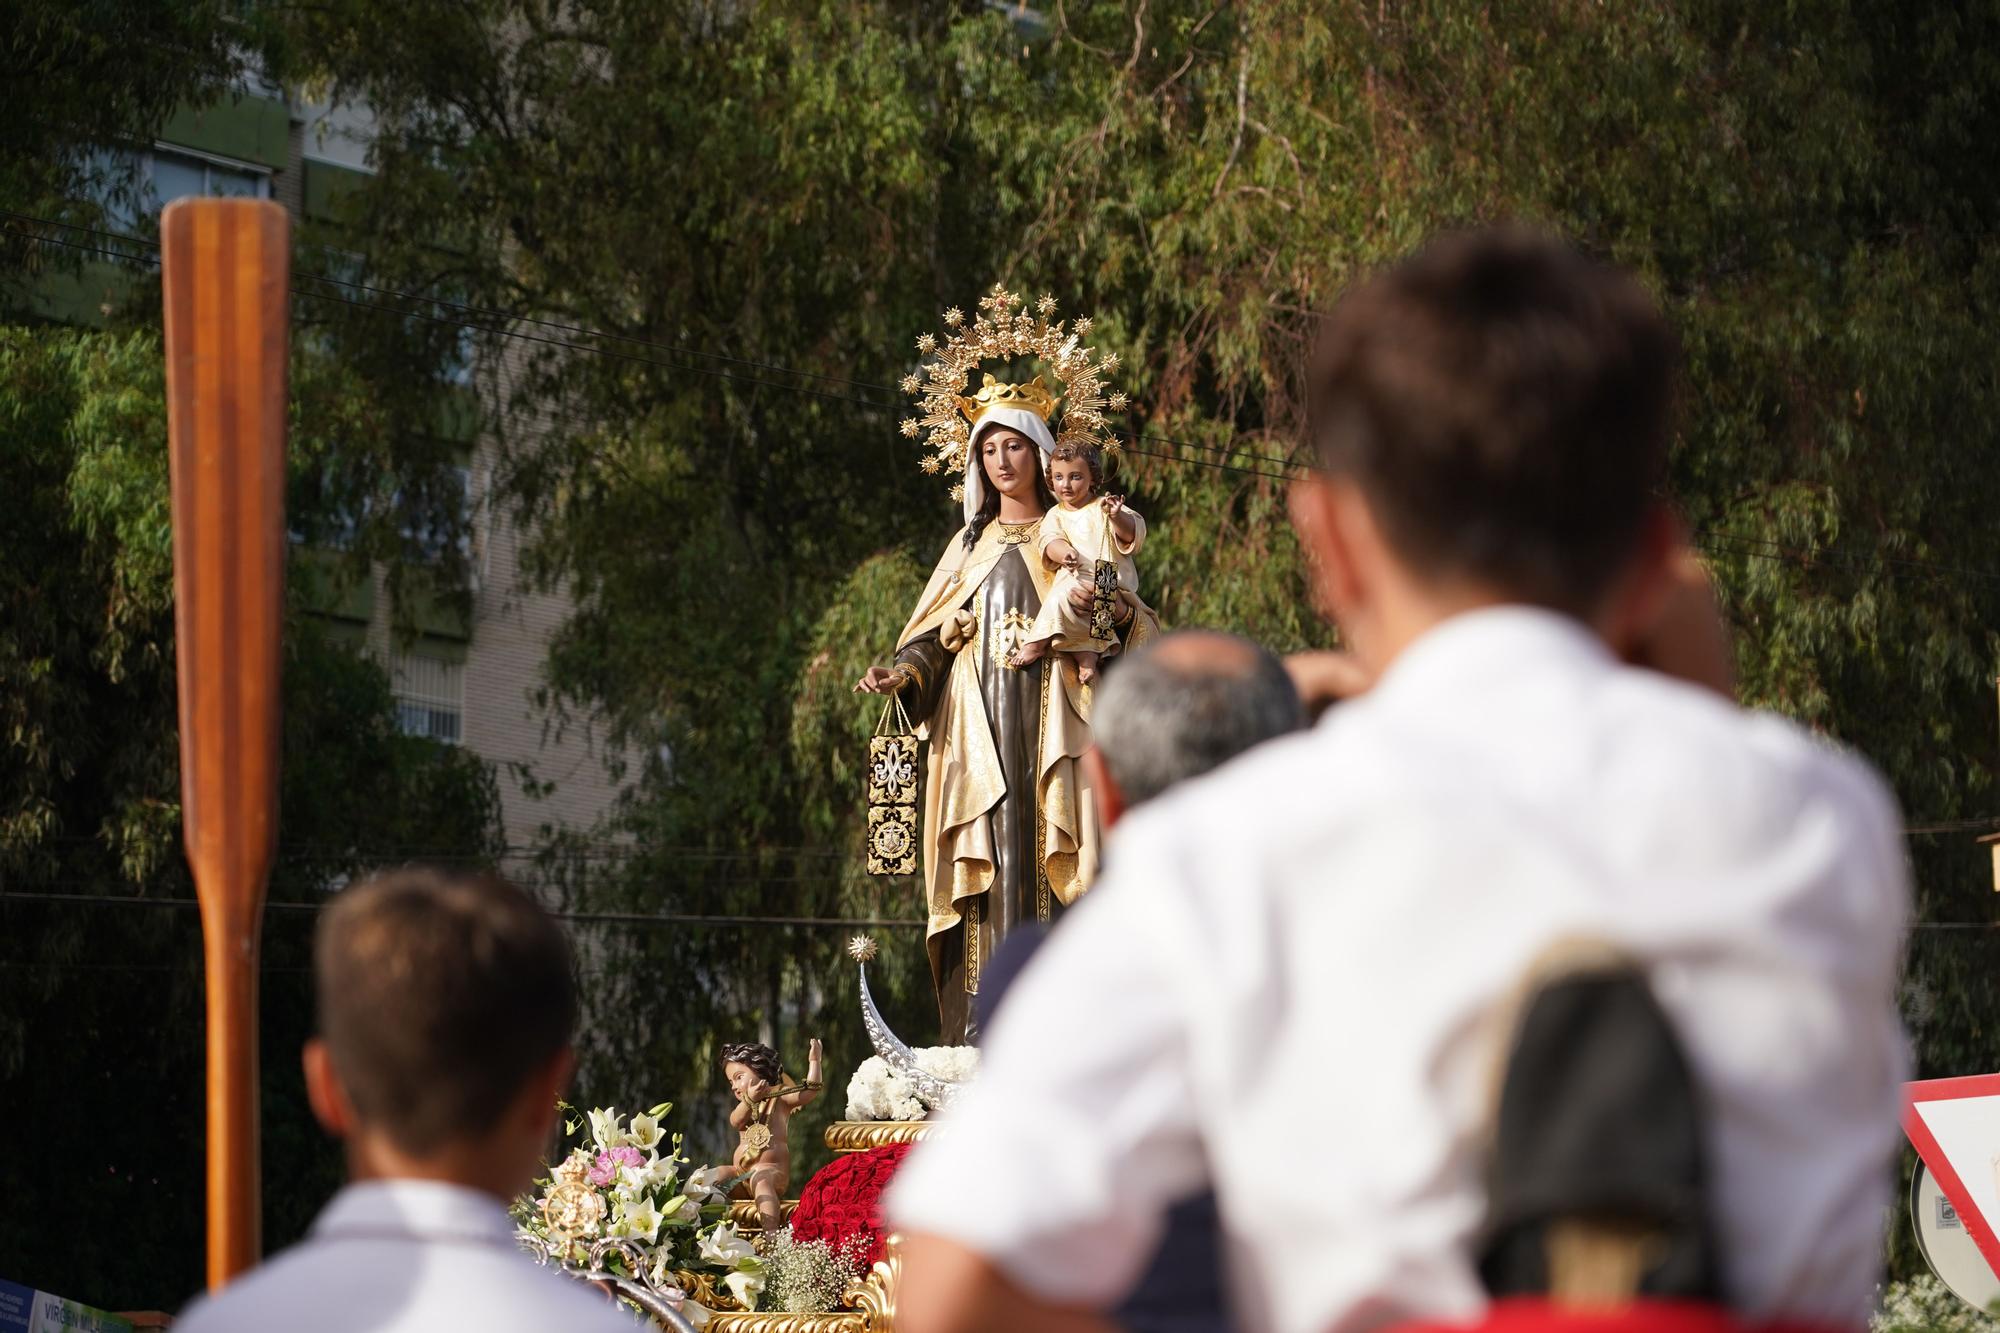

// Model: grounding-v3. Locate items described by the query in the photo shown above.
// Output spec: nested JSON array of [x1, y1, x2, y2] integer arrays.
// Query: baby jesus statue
[[721, 1037, 823, 1234], [1009, 442, 1146, 684]]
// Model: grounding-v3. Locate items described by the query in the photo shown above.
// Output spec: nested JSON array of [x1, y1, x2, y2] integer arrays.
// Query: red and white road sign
[[1903, 1075, 2000, 1279]]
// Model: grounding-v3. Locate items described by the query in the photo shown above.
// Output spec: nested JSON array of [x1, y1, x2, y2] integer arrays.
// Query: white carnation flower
[[914, 1044, 980, 1086], [847, 1050, 977, 1120], [844, 1057, 893, 1120]]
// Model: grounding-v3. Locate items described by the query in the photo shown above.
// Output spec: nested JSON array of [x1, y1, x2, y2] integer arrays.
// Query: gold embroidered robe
[[891, 519, 1159, 1043]]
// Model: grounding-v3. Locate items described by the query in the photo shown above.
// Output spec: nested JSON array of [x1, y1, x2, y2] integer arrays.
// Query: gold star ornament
[[898, 291, 1129, 490]]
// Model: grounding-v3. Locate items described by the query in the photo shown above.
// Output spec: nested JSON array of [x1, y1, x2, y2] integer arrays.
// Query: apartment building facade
[[23, 83, 631, 855]]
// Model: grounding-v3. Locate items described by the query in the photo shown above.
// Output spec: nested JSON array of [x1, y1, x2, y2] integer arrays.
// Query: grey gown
[[892, 540, 1064, 1043]]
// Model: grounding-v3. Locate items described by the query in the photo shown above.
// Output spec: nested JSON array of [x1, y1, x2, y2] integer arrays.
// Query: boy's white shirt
[[890, 605, 1909, 1333], [175, 1178, 642, 1333]]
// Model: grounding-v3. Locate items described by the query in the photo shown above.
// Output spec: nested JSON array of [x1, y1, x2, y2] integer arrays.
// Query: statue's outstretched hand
[[855, 666, 900, 694]]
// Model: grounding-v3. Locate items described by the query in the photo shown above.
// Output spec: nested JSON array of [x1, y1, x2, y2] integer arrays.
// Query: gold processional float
[[537, 937, 954, 1333]]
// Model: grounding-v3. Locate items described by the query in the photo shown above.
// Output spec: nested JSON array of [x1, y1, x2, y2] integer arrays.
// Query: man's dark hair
[[719, 1041, 782, 1085], [315, 865, 576, 1156], [1048, 441, 1106, 488], [1308, 227, 1676, 614], [1093, 630, 1306, 807]]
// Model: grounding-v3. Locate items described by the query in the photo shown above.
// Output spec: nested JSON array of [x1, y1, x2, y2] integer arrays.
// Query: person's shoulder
[[1108, 720, 1366, 876], [171, 1242, 338, 1332], [1625, 666, 1891, 787], [1605, 664, 1904, 847]]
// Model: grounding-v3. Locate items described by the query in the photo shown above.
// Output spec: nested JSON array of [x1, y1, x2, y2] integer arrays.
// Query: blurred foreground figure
[[178, 867, 634, 1333], [976, 629, 1307, 1333], [1085, 629, 1307, 819], [889, 229, 1908, 1333]]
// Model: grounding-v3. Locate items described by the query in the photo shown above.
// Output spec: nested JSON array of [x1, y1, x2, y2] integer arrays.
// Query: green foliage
[[1872, 1274, 2000, 1333], [0, 322, 505, 1304], [0, 1, 241, 288], [252, 4, 2000, 1215], [6, 0, 1995, 1297]]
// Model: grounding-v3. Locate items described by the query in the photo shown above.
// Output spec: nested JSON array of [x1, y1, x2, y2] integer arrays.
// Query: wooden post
[[161, 198, 290, 1287]]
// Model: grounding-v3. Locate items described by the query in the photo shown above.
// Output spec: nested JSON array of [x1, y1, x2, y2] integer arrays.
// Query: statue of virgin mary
[[856, 289, 1158, 1043]]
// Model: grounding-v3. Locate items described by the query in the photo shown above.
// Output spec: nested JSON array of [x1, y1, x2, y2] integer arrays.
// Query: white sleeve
[[885, 856, 1206, 1307], [1034, 509, 1066, 562], [1115, 507, 1146, 557]]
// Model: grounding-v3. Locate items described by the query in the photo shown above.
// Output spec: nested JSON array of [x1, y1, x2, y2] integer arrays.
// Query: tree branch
[[1211, 53, 1249, 199]]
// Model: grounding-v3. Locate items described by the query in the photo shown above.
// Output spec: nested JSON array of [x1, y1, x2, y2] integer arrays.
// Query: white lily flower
[[627, 1110, 665, 1151], [724, 1268, 765, 1312], [609, 1155, 665, 1200], [644, 1252, 712, 1329], [638, 1152, 680, 1193], [685, 1164, 729, 1201], [588, 1106, 624, 1151], [616, 1193, 664, 1244], [700, 1224, 758, 1266]]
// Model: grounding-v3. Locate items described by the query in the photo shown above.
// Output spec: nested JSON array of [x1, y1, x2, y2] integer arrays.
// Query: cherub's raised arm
[[778, 1038, 826, 1109], [778, 1081, 823, 1110]]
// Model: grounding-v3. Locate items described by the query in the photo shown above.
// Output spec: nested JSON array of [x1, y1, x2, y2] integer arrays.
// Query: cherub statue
[[720, 1037, 823, 1234]]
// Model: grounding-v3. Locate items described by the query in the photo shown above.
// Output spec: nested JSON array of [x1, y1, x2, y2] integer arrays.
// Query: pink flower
[[585, 1152, 617, 1187], [611, 1145, 646, 1169]]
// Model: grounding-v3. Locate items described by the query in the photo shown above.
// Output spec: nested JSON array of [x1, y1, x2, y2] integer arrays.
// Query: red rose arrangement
[[787, 1143, 914, 1269]]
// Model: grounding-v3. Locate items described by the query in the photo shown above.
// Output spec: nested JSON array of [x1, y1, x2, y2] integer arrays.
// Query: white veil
[[962, 406, 1056, 525]]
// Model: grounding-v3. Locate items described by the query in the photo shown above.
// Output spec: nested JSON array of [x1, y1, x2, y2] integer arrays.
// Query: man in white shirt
[[888, 229, 1909, 1333], [177, 867, 640, 1333]]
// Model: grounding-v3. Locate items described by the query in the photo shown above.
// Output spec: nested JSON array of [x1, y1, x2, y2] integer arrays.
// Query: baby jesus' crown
[[957, 374, 1060, 425]]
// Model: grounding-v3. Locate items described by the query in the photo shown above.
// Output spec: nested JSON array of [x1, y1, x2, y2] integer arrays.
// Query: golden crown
[[958, 373, 1060, 424], [899, 285, 1128, 503]]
